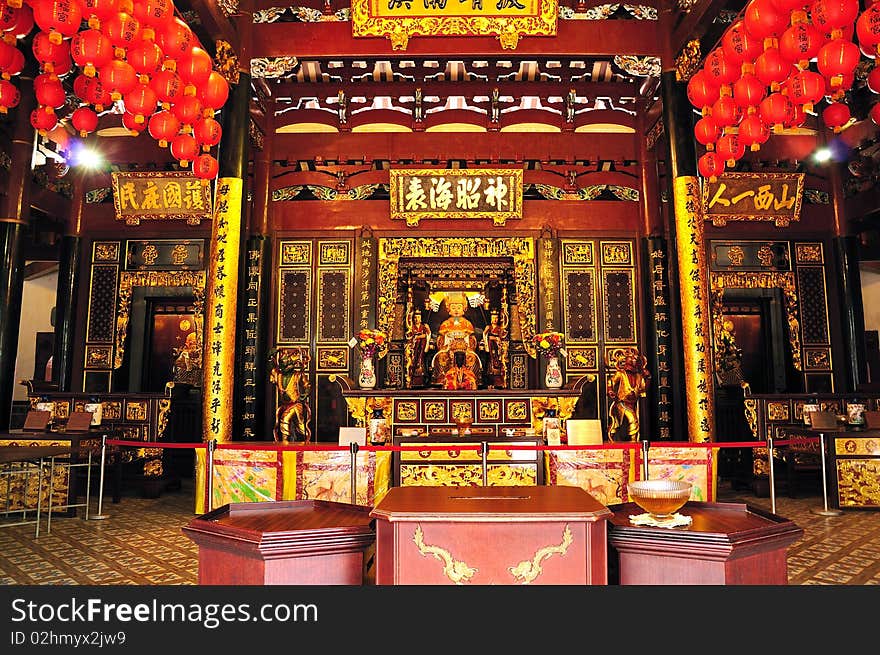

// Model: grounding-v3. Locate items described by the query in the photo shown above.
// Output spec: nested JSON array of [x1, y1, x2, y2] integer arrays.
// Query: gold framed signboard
[[702, 172, 804, 227], [111, 171, 213, 226], [351, 0, 557, 50], [390, 168, 523, 227]]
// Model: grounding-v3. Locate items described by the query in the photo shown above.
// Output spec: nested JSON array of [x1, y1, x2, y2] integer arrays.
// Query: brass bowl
[[627, 480, 692, 520]]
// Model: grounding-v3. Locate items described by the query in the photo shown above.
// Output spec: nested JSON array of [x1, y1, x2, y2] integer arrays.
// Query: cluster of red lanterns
[[0, 0, 229, 180], [687, 0, 880, 181]]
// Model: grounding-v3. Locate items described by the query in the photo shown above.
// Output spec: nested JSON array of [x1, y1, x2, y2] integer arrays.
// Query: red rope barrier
[[107, 439, 206, 449]]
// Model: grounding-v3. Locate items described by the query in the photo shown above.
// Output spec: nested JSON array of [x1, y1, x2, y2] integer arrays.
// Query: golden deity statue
[[431, 293, 482, 386]]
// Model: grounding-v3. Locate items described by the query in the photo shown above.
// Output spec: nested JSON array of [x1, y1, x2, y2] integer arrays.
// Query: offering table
[[607, 501, 803, 585], [370, 485, 611, 585]]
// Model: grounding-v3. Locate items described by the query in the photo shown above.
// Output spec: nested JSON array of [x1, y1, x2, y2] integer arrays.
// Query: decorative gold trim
[[157, 394, 172, 439], [378, 237, 538, 358], [702, 172, 804, 227], [114, 270, 207, 369], [412, 524, 478, 584], [351, 0, 558, 51], [710, 271, 802, 371], [508, 524, 573, 584], [743, 393, 758, 439]]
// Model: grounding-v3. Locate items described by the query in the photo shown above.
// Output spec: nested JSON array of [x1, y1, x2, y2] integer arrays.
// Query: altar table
[[370, 485, 611, 585]]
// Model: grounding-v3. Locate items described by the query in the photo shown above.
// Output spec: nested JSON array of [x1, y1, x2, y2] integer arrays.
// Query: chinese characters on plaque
[[111, 171, 212, 226], [702, 172, 804, 227], [390, 168, 523, 226], [351, 0, 558, 50]]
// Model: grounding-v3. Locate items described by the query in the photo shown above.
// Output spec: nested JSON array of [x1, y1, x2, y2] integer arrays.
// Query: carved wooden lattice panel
[[318, 270, 350, 342], [797, 266, 830, 345], [86, 264, 119, 343], [278, 270, 310, 343], [563, 270, 596, 342], [603, 270, 636, 343]]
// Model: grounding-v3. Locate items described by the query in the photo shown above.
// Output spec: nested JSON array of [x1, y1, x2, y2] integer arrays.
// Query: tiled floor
[[1, 478, 878, 585]]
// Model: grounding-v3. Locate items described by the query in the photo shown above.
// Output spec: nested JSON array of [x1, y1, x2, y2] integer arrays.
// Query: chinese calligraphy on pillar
[[702, 172, 804, 227], [240, 244, 263, 439], [203, 177, 243, 443], [351, 0, 558, 50], [674, 176, 715, 443], [649, 242, 673, 440], [111, 172, 212, 226], [390, 168, 523, 226]]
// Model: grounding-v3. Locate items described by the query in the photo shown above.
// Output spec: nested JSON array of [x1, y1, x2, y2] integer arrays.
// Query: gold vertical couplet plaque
[[203, 177, 243, 443], [673, 176, 715, 442]]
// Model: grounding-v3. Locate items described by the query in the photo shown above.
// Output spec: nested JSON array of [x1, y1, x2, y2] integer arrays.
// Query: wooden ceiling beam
[[182, 0, 239, 51], [251, 21, 664, 59]]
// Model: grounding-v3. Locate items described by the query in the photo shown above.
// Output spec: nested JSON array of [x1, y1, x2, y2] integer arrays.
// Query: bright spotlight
[[813, 147, 833, 163], [71, 144, 103, 169]]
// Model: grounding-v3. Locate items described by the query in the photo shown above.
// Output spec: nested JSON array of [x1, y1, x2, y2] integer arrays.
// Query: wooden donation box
[[607, 501, 803, 585], [182, 500, 375, 585], [370, 485, 611, 585]]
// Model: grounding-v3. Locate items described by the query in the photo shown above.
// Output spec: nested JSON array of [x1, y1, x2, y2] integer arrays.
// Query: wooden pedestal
[[607, 501, 803, 585], [370, 485, 611, 585], [182, 500, 375, 585]]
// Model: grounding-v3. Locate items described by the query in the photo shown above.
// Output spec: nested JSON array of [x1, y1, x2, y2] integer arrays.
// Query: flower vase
[[359, 355, 376, 389], [545, 355, 563, 389]]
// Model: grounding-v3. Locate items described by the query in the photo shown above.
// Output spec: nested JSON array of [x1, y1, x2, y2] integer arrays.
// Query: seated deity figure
[[430, 293, 482, 386]]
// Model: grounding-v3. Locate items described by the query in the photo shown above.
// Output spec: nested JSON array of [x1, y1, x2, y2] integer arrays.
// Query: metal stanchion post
[[812, 431, 843, 517], [641, 439, 650, 480], [767, 436, 776, 515], [206, 440, 216, 513], [90, 435, 109, 520], [481, 441, 489, 486], [349, 442, 359, 504]]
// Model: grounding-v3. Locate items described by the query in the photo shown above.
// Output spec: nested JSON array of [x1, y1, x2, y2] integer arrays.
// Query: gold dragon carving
[[412, 524, 478, 584], [508, 524, 573, 584]]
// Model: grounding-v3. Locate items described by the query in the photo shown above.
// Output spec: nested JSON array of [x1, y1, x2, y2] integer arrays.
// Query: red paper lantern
[[810, 0, 859, 40], [171, 93, 201, 129], [177, 46, 212, 92], [0, 5, 22, 32], [33, 71, 65, 109], [150, 68, 182, 108], [30, 104, 57, 134], [156, 17, 194, 60], [127, 40, 163, 81], [99, 58, 137, 100], [816, 38, 860, 90], [32, 0, 82, 45], [73, 73, 112, 110], [133, 0, 174, 41], [198, 71, 229, 115], [738, 113, 770, 151], [822, 101, 851, 132], [147, 109, 179, 146], [759, 92, 794, 132], [193, 116, 221, 150], [103, 11, 141, 58], [694, 115, 720, 150], [785, 101, 807, 128], [755, 47, 794, 91], [779, 21, 826, 69], [70, 29, 113, 78], [32, 31, 71, 74], [193, 153, 219, 180], [703, 49, 740, 93], [733, 72, 767, 110], [868, 66, 880, 93], [722, 20, 763, 70], [787, 69, 826, 113], [81, 0, 119, 30], [698, 151, 725, 182], [121, 110, 147, 135], [5, 3, 34, 40], [0, 78, 20, 112], [716, 133, 746, 167], [122, 83, 157, 123], [1, 45, 24, 79], [710, 94, 742, 129], [744, 0, 789, 44], [857, 5, 880, 56], [170, 132, 198, 166], [687, 69, 720, 112], [769, 0, 810, 12], [71, 105, 99, 136], [0, 40, 18, 72]]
